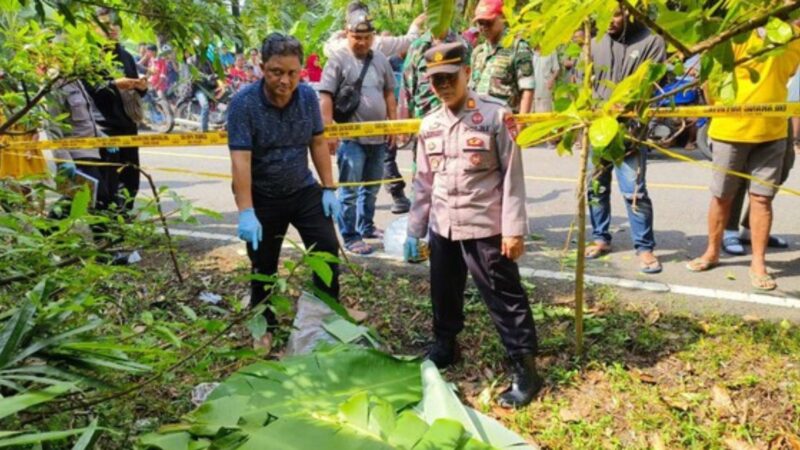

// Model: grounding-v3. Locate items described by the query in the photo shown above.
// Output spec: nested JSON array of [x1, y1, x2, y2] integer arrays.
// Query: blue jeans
[[587, 147, 656, 252], [195, 90, 210, 132], [336, 140, 386, 244]]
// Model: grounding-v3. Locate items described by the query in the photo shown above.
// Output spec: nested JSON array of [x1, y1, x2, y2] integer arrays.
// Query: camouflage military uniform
[[469, 34, 535, 112], [400, 31, 473, 119]]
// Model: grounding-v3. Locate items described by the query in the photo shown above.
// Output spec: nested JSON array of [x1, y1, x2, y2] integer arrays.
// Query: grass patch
[[342, 267, 800, 449]]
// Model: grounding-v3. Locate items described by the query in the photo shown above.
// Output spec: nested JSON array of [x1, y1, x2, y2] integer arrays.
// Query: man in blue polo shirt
[[227, 33, 341, 351]]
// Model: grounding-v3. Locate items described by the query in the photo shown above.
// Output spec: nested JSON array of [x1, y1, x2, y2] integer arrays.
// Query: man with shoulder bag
[[319, 10, 397, 255]]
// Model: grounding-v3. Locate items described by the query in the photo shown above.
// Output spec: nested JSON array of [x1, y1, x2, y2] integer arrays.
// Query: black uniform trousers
[[103, 126, 139, 212], [429, 231, 538, 357], [247, 184, 340, 327]]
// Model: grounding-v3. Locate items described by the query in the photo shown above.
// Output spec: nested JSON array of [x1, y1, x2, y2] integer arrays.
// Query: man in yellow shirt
[[688, 28, 800, 291]]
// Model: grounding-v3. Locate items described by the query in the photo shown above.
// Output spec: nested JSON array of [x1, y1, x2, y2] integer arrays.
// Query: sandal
[[722, 236, 746, 256], [686, 257, 719, 272], [638, 253, 663, 274], [741, 235, 789, 249], [750, 271, 777, 292], [345, 240, 374, 255], [585, 242, 611, 259]]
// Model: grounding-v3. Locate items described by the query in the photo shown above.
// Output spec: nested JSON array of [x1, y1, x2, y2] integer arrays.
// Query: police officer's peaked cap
[[424, 43, 467, 76]]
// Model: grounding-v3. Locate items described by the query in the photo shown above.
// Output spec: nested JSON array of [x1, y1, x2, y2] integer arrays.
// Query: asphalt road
[[139, 142, 800, 309]]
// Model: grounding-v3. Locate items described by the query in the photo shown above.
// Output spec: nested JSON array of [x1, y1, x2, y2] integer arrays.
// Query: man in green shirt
[[469, 0, 535, 113]]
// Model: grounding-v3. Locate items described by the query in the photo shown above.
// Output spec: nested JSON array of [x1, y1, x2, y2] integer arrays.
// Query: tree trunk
[[574, 20, 593, 358]]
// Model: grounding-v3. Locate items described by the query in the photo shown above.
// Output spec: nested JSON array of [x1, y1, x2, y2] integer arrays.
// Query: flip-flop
[[585, 243, 611, 259], [740, 235, 789, 249], [639, 259, 663, 274], [749, 271, 777, 291], [722, 236, 746, 256], [345, 240, 374, 255], [686, 257, 719, 272]]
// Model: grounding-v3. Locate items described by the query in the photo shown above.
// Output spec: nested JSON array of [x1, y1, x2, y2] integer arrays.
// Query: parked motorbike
[[648, 76, 710, 159], [173, 85, 231, 132], [141, 90, 174, 133]]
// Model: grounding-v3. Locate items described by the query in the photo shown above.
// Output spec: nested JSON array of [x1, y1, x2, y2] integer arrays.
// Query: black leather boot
[[498, 354, 543, 409], [390, 193, 411, 214], [425, 337, 460, 369]]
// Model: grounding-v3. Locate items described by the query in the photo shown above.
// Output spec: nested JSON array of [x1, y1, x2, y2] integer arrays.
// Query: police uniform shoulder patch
[[503, 112, 519, 140], [472, 112, 484, 124]]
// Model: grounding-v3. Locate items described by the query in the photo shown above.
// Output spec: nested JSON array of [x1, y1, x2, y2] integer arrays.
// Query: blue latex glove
[[237, 208, 262, 250], [404, 236, 420, 262], [106, 146, 120, 154], [57, 161, 77, 178], [321, 189, 340, 218]]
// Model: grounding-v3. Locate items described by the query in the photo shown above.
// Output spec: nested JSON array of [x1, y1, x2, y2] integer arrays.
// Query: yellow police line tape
[[2, 103, 799, 152], [1, 150, 402, 187]]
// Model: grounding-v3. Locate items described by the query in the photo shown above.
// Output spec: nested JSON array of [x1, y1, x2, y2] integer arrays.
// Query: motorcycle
[[648, 76, 710, 159], [141, 90, 175, 133], [173, 85, 231, 132]]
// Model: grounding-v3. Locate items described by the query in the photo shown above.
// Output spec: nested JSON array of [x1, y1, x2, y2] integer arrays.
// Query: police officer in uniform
[[404, 43, 542, 408]]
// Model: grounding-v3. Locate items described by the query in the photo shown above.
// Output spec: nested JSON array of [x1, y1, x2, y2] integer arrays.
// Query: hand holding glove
[[404, 236, 420, 262], [321, 189, 340, 218], [238, 208, 263, 250], [57, 161, 77, 178]]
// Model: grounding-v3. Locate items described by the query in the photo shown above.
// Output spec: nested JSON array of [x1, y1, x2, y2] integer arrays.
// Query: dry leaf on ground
[[712, 385, 737, 418]]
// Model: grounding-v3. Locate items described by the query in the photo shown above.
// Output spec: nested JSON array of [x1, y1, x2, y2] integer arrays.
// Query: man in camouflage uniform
[[399, 30, 473, 120], [470, 0, 535, 113]]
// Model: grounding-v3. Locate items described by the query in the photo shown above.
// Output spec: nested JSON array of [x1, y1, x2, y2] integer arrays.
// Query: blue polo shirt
[[227, 81, 323, 198]]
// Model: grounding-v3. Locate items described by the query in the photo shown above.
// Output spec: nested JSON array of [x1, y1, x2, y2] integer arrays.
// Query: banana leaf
[[187, 345, 422, 436], [415, 361, 535, 450]]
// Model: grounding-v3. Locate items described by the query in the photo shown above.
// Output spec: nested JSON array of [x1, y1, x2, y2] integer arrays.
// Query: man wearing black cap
[[404, 42, 542, 408], [319, 11, 397, 255]]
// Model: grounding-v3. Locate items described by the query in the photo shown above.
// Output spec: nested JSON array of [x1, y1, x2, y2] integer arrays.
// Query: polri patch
[[466, 137, 485, 147]]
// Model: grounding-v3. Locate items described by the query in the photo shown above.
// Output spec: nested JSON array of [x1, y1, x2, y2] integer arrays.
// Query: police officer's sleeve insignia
[[472, 112, 484, 124], [503, 113, 519, 140]]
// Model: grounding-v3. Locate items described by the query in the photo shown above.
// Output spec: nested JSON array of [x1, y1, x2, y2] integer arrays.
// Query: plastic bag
[[284, 291, 339, 356], [383, 215, 409, 258]]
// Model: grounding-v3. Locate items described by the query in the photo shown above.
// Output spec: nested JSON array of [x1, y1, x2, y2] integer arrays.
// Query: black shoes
[[425, 338, 460, 369], [390, 194, 411, 214], [497, 354, 544, 409]]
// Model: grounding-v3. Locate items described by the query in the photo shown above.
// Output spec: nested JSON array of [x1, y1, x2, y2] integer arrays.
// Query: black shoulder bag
[[333, 51, 373, 123]]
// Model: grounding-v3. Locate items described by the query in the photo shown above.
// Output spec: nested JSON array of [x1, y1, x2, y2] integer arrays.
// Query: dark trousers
[[248, 184, 340, 327], [103, 126, 139, 212], [429, 231, 538, 357], [383, 143, 406, 196]]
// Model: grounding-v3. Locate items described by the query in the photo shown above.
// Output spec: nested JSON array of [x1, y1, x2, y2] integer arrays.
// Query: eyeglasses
[[431, 72, 459, 88]]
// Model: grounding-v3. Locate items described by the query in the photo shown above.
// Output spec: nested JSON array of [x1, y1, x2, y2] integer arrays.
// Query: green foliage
[[239, 0, 347, 58], [428, 0, 456, 39]]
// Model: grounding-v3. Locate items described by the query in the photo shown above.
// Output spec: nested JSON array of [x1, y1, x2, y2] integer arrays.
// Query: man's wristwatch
[[321, 185, 337, 191]]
